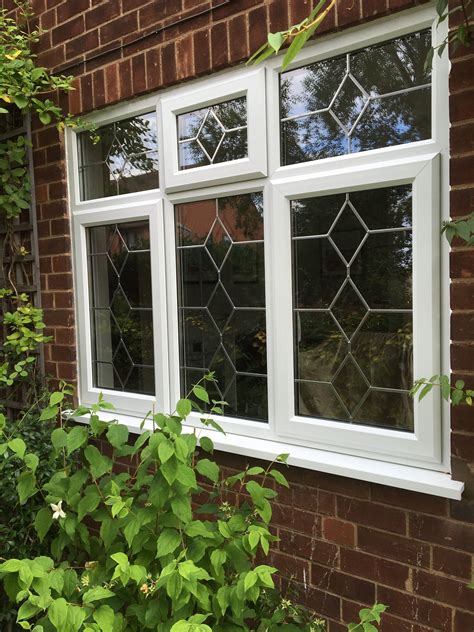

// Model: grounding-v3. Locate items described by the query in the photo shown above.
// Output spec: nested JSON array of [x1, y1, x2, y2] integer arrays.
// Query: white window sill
[[72, 412, 464, 501]]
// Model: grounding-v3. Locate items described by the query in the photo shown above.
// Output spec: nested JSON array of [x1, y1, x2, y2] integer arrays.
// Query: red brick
[[66, 29, 99, 60], [145, 47, 162, 91], [312, 563, 375, 604], [268, 0, 289, 33], [38, 236, 71, 256], [40, 200, 66, 221], [56, 362, 77, 382], [228, 13, 248, 64], [85, 1, 119, 30], [452, 313, 474, 341], [337, 0, 362, 27], [161, 41, 177, 86], [357, 526, 431, 566], [54, 328, 76, 346], [92, 68, 106, 108], [100, 12, 138, 45], [273, 503, 321, 536], [432, 546, 472, 579], [451, 122, 474, 155], [450, 56, 474, 93], [132, 53, 147, 94], [51, 345, 76, 362], [450, 89, 474, 124], [337, 496, 407, 535], [52, 15, 84, 46], [409, 514, 474, 553], [452, 432, 474, 461], [377, 586, 453, 630], [117, 58, 133, 99], [192, 29, 211, 76], [105, 63, 120, 103], [451, 280, 474, 311], [414, 568, 472, 609], [42, 309, 74, 327], [57, 0, 89, 24], [451, 404, 474, 432], [176, 33, 194, 80], [294, 582, 341, 619], [323, 517, 355, 546], [47, 273, 73, 291], [451, 250, 474, 280], [454, 609, 474, 631], [80, 73, 94, 112], [211, 21, 228, 69], [50, 218, 70, 235], [268, 550, 310, 583], [248, 5, 268, 57], [340, 548, 410, 589]]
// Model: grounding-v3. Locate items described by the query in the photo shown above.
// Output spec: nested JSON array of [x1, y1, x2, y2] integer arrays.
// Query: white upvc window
[[67, 5, 463, 499]]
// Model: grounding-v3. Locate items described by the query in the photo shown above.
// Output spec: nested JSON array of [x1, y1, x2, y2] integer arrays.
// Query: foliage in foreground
[[0, 376, 387, 631]]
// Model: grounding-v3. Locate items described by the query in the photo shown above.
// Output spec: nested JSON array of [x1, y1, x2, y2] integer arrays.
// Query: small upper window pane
[[280, 30, 432, 165], [78, 112, 159, 200], [177, 97, 248, 170]]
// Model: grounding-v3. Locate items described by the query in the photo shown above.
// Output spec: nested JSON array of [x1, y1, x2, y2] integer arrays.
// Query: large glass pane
[[178, 97, 248, 170], [292, 186, 414, 431], [79, 112, 159, 200], [175, 193, 267, 421], [87, 221, 154, 395], [281, 30, 431, 165]]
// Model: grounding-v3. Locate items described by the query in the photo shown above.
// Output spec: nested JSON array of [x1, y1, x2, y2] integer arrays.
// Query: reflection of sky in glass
[[280, 30, 432, 164], [79, 112, 159, 200]]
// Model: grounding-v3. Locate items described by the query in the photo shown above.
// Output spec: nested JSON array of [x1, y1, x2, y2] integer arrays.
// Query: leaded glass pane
[[178, 97, 248, 170], [87, 220, 155, 395], [175, 193, 267, 421], [79, 112, 159, 200], [281, 30, 431, 165], [292, 185, 413, 431]]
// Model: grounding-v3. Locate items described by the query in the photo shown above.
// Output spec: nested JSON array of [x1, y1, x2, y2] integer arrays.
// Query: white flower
[[50, 500, 66, 520]]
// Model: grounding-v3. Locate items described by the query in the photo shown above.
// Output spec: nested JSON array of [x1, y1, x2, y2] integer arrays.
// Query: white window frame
[[66, 4, 464, 499], [161, 67, 267, 192]]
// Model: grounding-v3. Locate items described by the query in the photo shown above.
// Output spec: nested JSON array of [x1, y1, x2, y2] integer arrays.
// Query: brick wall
[[5, 0, 473, 629]]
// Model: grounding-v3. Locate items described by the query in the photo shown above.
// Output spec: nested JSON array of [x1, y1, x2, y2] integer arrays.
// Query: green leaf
[[17, 601, 40, 621], [157, 528, 181, 557], [14, 94, 28, 109], [199, 436, 214, 453], [82, 586, 116, 603], [49, 391, 64, 406], [24, 453, 39, 472], [84, 445, 112, 479], [158, 439, 175, 464], [48, 598, 68, 629], [93, 605, 115, 631], [176, 464, 197, 489], [106, 423, 129, 449], [17, 471, 37, 503], [196, 458, 219, 483], [51, 428, 67, 452], [35, 507, 53, 542], [171, 495, 192, 523], [193, 384, 210, 403], [8, 437, 26, 458], [269, 469, 289, 488], [67, 426, 88, 456], [77, 491, 100, 522], [39, 405, 58, 421], [176, 398, 192, 418], [268, 31, 284, 53]]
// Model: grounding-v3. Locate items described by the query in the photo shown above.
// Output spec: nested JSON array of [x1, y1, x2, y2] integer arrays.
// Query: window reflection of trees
[[79, 113, 159, 200], [177, 97, 248, 170], [175, 194, 268, 422], [292, 186, 415, 431], [281, 30, 432, 165], [88, 221, 154, 395]]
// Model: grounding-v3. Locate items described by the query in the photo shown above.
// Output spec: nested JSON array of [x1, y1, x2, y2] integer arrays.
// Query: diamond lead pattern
[[292, 187, 415, 431], [176, 194, 268, 422], [88, 221, 154, 396]]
